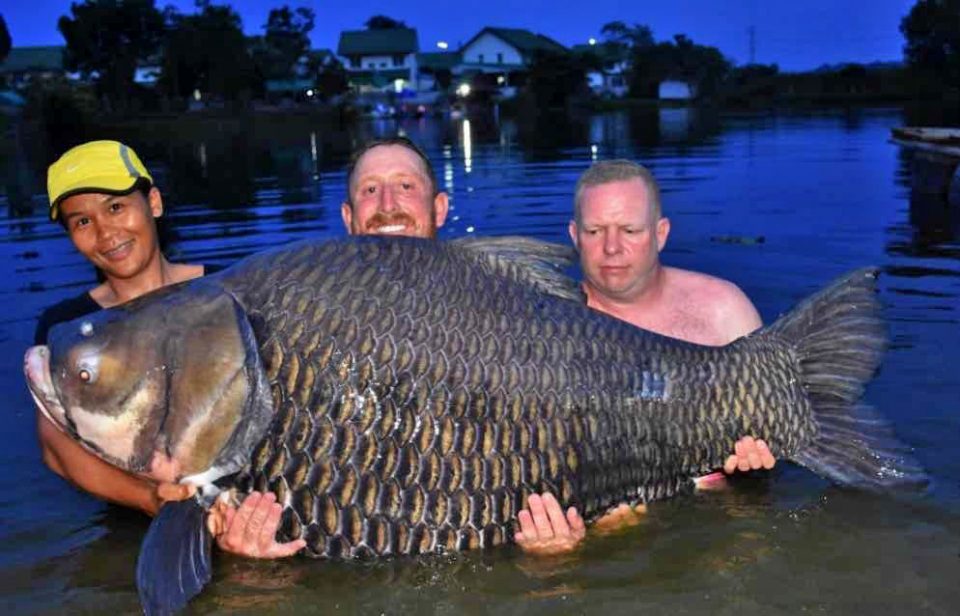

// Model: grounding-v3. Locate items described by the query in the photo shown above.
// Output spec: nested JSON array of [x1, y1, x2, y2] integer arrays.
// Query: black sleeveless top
[[33, 264, 224, 345]]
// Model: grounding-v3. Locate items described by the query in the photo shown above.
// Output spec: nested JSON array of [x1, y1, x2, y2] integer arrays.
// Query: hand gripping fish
[[24, 236, 926, 614]]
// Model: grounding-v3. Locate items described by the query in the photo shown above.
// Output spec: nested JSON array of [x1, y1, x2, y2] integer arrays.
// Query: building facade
[[0, 46, 66, 89], [337, 28, 419, 93]]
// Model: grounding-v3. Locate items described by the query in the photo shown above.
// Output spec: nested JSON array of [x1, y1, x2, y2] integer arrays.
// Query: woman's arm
[[37, 411, 163, 515], [37, 410, 304, 558]]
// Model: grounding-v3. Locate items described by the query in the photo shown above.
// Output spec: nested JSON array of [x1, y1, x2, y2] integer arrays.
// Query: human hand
[[148, 482, 197, 514], [723, 436, 776, 474], [207, 491, 306, 559], [592, 502, 647, 532], [514, 492, 586, 556]]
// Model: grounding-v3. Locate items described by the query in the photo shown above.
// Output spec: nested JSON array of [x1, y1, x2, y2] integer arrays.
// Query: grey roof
[[338, 29, 419, 56], [463, 28, 567, 56], [0, 46, 65, 73]]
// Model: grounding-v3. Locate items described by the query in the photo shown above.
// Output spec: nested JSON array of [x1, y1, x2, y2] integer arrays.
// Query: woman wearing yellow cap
[[35, 140, 305, 559], [36, 140, 203, 342]]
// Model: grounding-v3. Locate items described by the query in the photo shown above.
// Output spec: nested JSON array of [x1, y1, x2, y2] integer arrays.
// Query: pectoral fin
[[136, 498, 212, 615]]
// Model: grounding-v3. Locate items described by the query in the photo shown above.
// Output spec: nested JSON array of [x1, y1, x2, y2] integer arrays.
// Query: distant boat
[[891, 127, 960, 158], [892, 127, 960, 207]]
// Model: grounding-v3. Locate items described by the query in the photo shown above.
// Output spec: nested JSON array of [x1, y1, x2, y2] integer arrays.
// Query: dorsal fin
[[450, 236, 585, 303]]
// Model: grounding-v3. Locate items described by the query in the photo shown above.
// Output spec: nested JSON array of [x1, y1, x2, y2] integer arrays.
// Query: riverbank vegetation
[[1, 0, 958, 123]]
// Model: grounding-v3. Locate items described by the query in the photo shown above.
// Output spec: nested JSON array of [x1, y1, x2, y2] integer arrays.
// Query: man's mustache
[[364, 212, 417, 231]]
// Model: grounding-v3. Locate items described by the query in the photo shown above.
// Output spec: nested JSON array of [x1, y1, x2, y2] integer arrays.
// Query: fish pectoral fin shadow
[[136, 498, 213, 615]]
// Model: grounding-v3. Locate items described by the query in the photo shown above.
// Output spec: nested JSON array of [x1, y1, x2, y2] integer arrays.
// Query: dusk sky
[[5, 1, 916, 71]]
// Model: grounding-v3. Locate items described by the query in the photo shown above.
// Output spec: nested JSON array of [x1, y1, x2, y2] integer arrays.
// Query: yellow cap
[[47, 140, 154, 220]]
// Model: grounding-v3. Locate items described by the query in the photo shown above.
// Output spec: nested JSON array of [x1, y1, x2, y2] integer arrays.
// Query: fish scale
[[216, 237, 810, 558], [30, 236, 924, 614]]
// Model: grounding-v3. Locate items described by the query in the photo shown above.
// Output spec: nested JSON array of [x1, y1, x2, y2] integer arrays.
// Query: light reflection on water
[[1, 108, 958, 614]]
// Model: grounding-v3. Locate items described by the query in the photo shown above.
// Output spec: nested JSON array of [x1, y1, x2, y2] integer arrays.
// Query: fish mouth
[[24, 346, 68, 430], [26, 345, 168, 474]]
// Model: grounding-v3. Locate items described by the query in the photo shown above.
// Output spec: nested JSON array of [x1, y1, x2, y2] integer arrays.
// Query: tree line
[[52, 0, 346, 109], [523, 1, 959, 110], [1, 0, 958, 112]]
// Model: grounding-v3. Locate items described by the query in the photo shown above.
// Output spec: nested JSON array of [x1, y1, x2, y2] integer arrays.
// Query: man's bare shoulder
[[663, 267, 762, 340], [663, 266, 744, 299]]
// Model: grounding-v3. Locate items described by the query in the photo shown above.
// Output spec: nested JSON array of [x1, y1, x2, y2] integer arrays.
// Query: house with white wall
[[459, 27, 566, 71], [456, 27, 566, 97], [337, 28, 419, 93], [0, 46, 67, 89]]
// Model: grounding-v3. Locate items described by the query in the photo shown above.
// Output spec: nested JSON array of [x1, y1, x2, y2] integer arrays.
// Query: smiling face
[[340, 144, 449, 239], [569, 178, 671, 303], [59, 187, 164, 282]]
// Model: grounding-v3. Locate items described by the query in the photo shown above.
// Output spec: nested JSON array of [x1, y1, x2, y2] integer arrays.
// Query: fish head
[[25, 283, 274, 486]]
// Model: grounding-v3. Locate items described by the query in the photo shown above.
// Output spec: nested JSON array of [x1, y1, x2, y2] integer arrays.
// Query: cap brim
[[50, 176, 145, 220]]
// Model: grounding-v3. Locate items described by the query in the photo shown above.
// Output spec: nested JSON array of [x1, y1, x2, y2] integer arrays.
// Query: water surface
[[1, 107, 958, 614]]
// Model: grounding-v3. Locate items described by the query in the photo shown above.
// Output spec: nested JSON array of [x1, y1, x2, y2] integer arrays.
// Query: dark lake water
[[1, 107, 959, 614]]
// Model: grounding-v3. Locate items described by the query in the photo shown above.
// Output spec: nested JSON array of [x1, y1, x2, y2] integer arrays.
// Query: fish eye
[[77, 363, 98, 385]]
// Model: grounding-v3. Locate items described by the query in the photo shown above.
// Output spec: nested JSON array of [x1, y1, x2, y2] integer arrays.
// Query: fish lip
[[24, 345, 67, 429]]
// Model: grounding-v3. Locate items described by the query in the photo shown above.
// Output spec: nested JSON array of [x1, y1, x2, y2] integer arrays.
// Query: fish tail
[[766, 267, 928, 491]]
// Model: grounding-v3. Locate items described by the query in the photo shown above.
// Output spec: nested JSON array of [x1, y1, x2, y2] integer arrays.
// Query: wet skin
[[515, 177, 773, 555], [336, 154, 771, 556], [569, 179, 670, 304]]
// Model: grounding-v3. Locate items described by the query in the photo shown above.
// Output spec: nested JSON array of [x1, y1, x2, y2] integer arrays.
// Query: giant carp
[[25, 236, 924, 614]]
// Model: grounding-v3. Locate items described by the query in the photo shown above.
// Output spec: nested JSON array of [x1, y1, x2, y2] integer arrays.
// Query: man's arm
[[37, 411, 303, 558]]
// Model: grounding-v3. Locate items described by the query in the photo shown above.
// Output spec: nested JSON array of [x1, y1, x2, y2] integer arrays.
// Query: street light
[[457, 83, 471, 97], [437, 41, 449, 50], [588, 37, 597, 46]]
